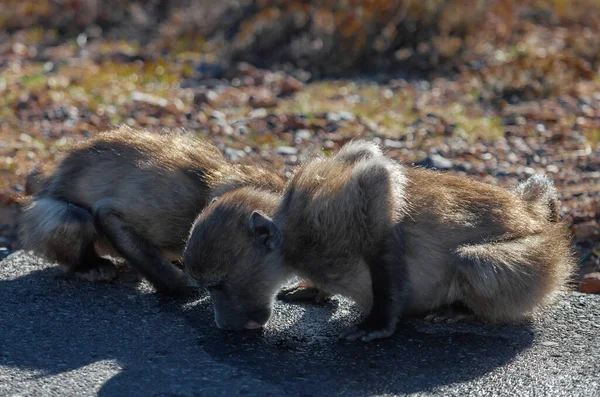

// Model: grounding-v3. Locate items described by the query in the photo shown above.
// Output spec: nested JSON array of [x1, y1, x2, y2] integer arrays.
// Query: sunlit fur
[[185, 139, 576, 335], [19, 125, 284, 296]]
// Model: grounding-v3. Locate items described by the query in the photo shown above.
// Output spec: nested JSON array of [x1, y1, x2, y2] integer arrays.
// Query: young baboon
[[19, 125, 284, 296], [184, 185, 285, 330], [185, 140, 575, 339]]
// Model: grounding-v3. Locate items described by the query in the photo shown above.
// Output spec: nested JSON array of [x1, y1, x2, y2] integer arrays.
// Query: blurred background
[[0, 0, 598, 289]]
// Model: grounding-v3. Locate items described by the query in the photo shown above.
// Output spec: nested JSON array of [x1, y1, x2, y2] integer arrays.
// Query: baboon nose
[[244, 320, 263, 330]]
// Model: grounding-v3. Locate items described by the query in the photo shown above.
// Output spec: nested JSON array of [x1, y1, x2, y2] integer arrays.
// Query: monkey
[[19, 125, 285, 297], [184, 140, 575, 340], [184, 185, 285, 330]]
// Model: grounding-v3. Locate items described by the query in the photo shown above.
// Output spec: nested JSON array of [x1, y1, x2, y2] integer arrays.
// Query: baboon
[[184, 185, 285, 330], [185, 140, 575, 339], [19, 125, 284, 296]]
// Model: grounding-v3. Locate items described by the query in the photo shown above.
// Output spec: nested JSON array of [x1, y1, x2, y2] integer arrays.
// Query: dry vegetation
[[0, 0, 598, 284]]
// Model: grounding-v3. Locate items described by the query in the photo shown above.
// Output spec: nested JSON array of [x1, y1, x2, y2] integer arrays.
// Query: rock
[[248, 89, 277, 108], [283, 115, 309, 130], [248, 108, 267, 118], [209, 110, 226, 121], [235, 62, 260, 79], [131, 92, 168, 108], [224, 147, 246, 161], [326, 112, 341, 123], [194, 61, 225, 79], [414, 154, 454, 170], [580, 273, 600, 294], [193, 89, 218, 106], [383, 139, 403, 149], [280, 76, 304, 95], [295, 129, 312, 141], [276, 146, 298, 155], [0, 247, 11, 260], [338, 111, 355, 121]]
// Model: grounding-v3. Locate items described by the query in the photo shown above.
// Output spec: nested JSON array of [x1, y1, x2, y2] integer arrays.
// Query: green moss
[[20, 73, 46, 89]]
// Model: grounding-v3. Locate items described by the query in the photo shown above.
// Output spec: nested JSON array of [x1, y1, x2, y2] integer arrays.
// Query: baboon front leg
[[341, 247, 400, 342], [277, 280, 332, 305], [94, 203, 193, 297]]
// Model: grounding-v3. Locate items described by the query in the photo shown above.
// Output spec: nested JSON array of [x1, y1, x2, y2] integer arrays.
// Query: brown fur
[[184, 186, 286, 330], [19, 125, 284, 296], [185, 140, 575, 339]]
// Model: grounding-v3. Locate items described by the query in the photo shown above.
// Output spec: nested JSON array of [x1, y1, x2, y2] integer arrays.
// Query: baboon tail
[[19, 197, 97, 265], [334, 140, 383, 164], [515, 174, 559, 222], [454, 223, 575, 322]]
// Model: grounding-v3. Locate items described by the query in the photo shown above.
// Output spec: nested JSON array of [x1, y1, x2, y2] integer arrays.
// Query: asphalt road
[[0, 251, 599, 397]]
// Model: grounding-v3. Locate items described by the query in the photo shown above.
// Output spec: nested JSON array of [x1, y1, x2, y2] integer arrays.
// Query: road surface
[[0, 251, 599, 396]]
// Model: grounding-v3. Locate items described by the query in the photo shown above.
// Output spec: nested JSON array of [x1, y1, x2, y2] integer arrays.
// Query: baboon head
[[184, 188, 287, 331]]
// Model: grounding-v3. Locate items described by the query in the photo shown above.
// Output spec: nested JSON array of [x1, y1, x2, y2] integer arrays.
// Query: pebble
[[210, 110, 226, 120], [579, 273, 600, 294], [276, 146, 298, 155], [225, 147, 246, 161], [383, 139, 403, 149], [414, 154, 454, 170], [280, 76, 304, 95], [295, 129, 312, 141], [338, 111, 355, 121]]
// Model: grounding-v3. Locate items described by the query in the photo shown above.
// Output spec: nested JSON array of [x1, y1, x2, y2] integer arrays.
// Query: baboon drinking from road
[[19, 125, 284, 296], [185, 140, 575, 339]]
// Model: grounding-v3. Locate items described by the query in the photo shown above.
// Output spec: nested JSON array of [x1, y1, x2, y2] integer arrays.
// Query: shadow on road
[[0, 261, 534, 396]]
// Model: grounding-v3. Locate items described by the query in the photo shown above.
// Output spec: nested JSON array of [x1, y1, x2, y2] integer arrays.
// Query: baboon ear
[[249, 211, 282, 251]]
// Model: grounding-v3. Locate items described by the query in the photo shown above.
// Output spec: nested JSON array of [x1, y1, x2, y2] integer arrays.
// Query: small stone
[[414, 154, 454, 170], [280, 76, 304, 95], [240, 385, 251, 394], [193, 89, 218, 106], [248, 108, 267, 118], [225, 147, 246, 161], [276, 146, 298, 155], [249, 89, 277, 108], [383, 139, 403, 149], [210, 110, 226, 120], [326, 112, 341, 123], [338, 111, 355, 121], [579, 273, 600, 294], [296, 129, 312, 141]]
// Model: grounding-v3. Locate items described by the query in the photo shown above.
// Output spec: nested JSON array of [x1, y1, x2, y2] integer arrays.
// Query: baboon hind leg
[[93, 200, 194, 297], [20, 197, 117, 282], [423, 302, 477, 324], [68, 243, 118, 282], [277, 280, 332, 305], [453, 236, 553, 322]]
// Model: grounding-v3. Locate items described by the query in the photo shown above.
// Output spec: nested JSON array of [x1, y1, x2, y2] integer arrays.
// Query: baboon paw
[[277, 284, 331, 305], [339, 326, 395, 342], [74, 263, 117, 282], [424, 310, 476, 324]]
